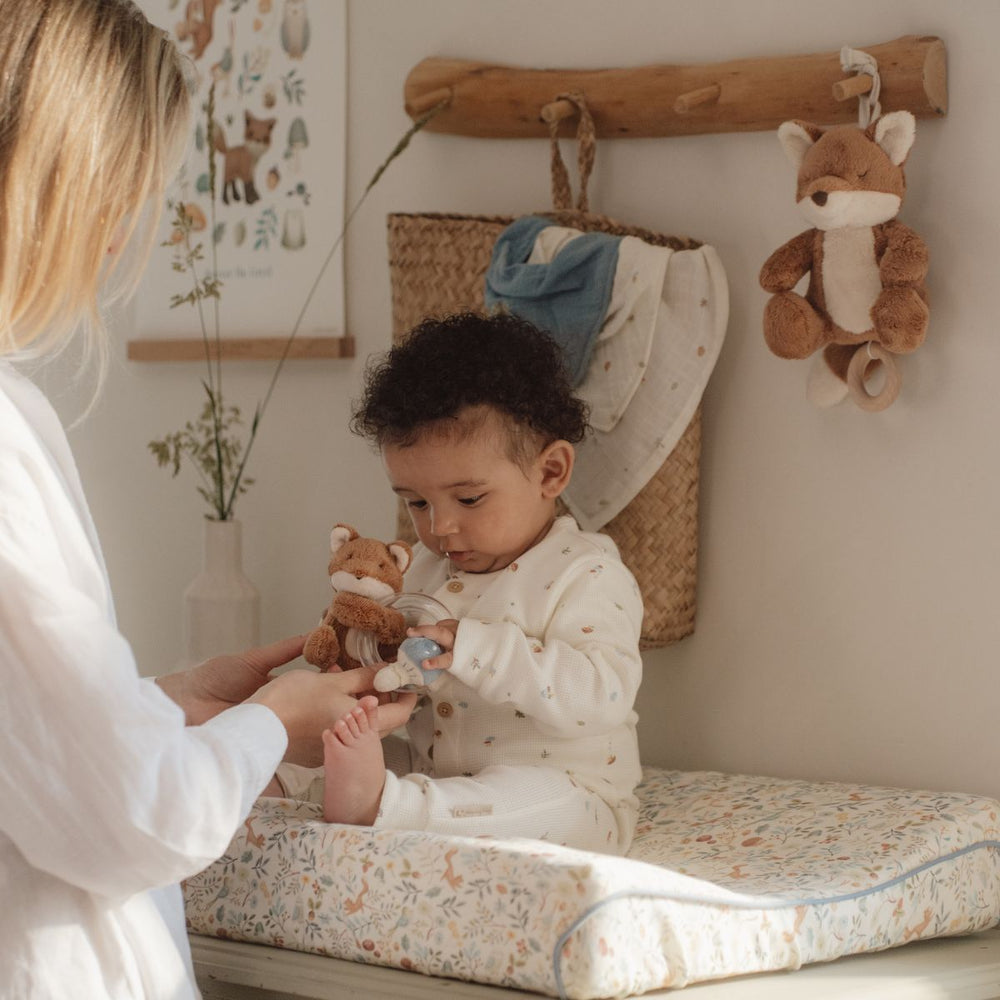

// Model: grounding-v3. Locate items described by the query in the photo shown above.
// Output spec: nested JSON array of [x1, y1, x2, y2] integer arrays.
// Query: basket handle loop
[[546, 92, 596, 213]]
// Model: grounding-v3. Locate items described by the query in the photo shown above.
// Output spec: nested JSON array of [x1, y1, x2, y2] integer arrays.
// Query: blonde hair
[[0, 0, 190, 370]]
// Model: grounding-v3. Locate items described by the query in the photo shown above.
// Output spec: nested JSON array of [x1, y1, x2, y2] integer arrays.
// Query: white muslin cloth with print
[[524, 225, 728, 532]]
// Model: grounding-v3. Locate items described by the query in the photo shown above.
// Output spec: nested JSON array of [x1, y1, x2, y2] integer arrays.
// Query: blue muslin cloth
[[484, 216, 621, 385]]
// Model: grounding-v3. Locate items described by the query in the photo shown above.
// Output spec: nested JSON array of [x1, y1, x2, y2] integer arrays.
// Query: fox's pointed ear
[[388, 541, 412, 575], [330, 523, 358, 555], [777, 120, 824, 170], [872, 111, 916, 166]]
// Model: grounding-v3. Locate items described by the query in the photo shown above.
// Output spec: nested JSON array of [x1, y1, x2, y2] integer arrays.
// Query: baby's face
[[383, 412, 567, 574]]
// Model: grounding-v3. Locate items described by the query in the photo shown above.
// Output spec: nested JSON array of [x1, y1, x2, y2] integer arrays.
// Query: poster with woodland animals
[[135, 0, 347, 341]]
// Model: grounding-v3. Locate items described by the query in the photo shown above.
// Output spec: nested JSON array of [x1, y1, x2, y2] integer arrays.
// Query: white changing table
[[192, 928, 1000, 1000]]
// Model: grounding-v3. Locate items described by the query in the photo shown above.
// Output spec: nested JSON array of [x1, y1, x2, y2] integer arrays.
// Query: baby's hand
[[408, 618, 458, 672], [372, 620, 457, 694]]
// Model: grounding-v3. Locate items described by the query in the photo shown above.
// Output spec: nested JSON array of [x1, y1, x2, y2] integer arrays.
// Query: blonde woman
[[0, 3, 414, 996]]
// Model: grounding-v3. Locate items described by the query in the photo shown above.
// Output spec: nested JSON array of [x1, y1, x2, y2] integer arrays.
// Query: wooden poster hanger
[[126, 336, 355, 363]]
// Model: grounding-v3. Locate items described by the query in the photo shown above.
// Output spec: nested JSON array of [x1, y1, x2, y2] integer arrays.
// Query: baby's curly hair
[[351, 311, 589, 463]]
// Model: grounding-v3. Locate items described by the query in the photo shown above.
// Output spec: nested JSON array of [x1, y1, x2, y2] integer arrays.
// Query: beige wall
[[49, 0, 1000, 799]]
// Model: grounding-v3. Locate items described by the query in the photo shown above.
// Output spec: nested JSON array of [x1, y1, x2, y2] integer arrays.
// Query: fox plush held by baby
[[303, 524, 412, 673], [760, 110, 929, 410]]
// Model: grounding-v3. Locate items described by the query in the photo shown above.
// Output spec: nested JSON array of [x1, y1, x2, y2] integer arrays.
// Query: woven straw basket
[[386, 95, 702, 647]]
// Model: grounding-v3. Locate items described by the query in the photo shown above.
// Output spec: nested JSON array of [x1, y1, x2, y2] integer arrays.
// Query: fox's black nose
[[811, 191, 828, 206]]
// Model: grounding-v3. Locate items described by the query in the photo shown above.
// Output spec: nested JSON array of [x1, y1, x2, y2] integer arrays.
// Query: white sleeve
[[447, 557, 643, 737], [0, 499, 287, 901]]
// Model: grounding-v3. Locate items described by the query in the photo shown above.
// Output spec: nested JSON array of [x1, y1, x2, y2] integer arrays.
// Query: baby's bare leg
[[260, 776, 284, 797], [322, 695, 386, 826]]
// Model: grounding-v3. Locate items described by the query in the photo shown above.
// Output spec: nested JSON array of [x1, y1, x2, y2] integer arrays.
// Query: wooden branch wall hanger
[[404, 35, 946, 139]]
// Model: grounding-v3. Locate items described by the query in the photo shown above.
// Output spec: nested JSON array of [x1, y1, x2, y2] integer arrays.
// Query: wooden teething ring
[[846, 342, 901, 412]]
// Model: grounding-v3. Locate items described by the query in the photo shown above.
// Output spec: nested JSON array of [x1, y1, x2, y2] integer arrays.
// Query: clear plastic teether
[[355, 592, 450, 691]]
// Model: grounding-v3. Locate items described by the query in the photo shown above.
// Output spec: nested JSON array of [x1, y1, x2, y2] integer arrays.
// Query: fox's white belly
[[821, 227, 881, 335]]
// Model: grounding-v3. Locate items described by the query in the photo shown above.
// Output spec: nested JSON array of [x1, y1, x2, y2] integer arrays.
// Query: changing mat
[[183, 767, 1000, 998]]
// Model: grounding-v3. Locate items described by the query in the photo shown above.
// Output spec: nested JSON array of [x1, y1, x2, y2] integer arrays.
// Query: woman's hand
[[156, 638, 418, 766], [156, 634, 307, 725], [249, 666, 417, 767]]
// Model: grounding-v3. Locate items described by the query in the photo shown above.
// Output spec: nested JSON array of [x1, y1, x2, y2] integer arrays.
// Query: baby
[[323, 311, 643, 854]]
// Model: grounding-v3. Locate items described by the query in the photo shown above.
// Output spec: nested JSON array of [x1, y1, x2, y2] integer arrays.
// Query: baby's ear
[[539, 440, 575, 498]]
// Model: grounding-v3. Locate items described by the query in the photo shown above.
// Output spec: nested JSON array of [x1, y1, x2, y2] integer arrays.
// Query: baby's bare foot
[[322, 695, 386, 826]]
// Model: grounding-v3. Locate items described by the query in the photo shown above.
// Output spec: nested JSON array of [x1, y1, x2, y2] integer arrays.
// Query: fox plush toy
[[303, 524, 412, 672], [760, 110, 929, 411]]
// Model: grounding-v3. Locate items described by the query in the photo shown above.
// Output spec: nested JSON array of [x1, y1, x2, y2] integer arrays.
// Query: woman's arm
[[0, 543, 413, 898], [156, 645, 418, 765], [154, 634, 306, 724]]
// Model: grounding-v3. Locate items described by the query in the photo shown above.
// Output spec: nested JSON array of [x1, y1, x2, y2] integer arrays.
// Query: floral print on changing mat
[[183, 768, 1000, 999]]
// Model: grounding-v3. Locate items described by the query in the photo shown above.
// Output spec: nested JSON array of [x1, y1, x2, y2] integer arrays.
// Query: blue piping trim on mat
[[550, 839, 1000, 999]]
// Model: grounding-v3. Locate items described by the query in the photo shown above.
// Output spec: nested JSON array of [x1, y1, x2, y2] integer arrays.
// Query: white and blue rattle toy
[[373, 635, 444, 692], [354, 592, 450, 693]]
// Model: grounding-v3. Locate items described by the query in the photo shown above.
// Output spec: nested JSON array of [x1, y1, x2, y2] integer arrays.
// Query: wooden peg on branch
[[673, 83, 722, 114], [832, 74, 874, 102], [540, 98, 577, 125], [406, 86, 452, 118]]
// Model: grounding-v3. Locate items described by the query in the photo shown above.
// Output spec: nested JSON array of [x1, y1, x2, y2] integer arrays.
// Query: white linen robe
[[0, 362, 287, 999]]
